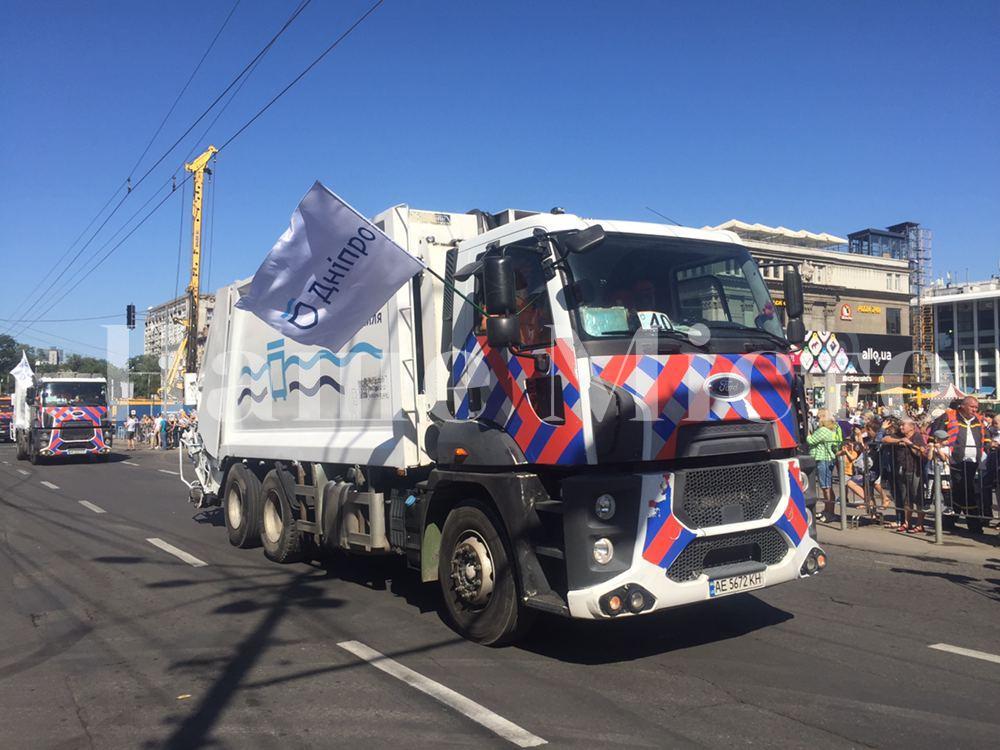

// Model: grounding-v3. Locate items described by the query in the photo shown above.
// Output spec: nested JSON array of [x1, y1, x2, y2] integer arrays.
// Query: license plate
[[709, 571, 764, 597], [67, 449, 89, 455]]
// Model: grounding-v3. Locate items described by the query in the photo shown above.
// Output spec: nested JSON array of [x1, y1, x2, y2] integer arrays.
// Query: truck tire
[[28, 438, 41, 465], [260, 469, 303, 563], [15, 435, 27, 461], [438, 501, 534, 646], [224, 464, 263, 548]]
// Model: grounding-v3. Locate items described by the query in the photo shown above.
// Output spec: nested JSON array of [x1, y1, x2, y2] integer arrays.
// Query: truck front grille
[[679, 462, 780, 528], [666, 526, 788, 583], [55, 421, 96, 442]]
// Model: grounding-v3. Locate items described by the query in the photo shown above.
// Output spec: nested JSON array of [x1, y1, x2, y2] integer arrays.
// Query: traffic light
[[126, 303, 136, 330]]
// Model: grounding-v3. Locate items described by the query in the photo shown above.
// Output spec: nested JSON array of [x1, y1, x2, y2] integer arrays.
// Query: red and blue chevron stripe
[[774, 462, 809, 546], [641, 475, 696, 568], [453, 334, 586, 465]]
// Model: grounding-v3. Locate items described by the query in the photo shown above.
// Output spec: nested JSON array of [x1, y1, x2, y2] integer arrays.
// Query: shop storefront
[[797, 331, 913, 412]]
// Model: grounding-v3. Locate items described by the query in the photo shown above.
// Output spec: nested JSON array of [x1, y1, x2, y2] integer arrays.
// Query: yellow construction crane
[[163, 145, 217, 398]]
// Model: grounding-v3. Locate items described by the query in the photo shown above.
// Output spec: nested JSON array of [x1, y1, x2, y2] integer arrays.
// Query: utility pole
[[183, 145, 217, 377]]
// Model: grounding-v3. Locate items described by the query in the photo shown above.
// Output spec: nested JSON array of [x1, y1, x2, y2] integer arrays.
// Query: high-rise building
[[143, 294, 216, 366]]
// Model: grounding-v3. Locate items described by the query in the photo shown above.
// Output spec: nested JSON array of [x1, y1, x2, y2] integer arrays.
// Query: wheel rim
[[263, 492, 283, 544], [449, 530, 495, 608], [226, 485, 243, 530]]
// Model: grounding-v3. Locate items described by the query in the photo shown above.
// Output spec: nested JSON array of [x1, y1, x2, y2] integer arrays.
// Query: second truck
[[181, 205, 826, 644]]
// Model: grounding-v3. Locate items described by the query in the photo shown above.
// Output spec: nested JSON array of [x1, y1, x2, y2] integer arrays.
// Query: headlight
[[594, 494, 616, 521], [593, 537, 614, 565]]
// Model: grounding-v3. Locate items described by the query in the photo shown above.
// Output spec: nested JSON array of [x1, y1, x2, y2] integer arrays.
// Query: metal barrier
[[830, 430, 998, 542]]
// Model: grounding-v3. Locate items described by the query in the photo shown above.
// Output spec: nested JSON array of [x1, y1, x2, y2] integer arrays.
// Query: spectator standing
[[945, 397, 988, 534], [124, 411, 138, 451], [882, 418, 927, 533], [808, 416, 842, 522]]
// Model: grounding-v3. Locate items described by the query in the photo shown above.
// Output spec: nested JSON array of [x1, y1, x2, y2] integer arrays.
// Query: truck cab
[[414, 211, 822, 626], [14, 376, 113, 463]]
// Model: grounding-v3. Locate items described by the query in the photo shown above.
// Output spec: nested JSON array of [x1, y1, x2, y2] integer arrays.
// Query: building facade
[[710, 220, 915, 410], [143, 294, 216, 364], [923, 278, 999, 398]]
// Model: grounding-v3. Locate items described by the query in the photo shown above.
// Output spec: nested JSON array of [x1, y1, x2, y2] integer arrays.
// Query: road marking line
[[123, 461, 139, 467], [17, 469, 30, 476], [79, 500, 106, 514], [158, 469, 179, 475], [146, 538, 208, 568], [40, 481, 60, 490], [2, 460, 8, 464], [928, 643, 1000, 665], [338, 640, 546, 747]]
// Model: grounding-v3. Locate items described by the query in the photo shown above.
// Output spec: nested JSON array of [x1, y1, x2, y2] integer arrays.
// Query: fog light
[[800, 471, 810, 492], [593, 537, 614, 565], [594, 493, 616, 520], [628, 590, 646, 612], [805, 555, 818, 574], [816, 553, 827, 569], [607, 594, 623, 613]]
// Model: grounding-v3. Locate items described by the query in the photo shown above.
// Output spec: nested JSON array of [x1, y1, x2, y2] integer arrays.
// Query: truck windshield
[[40, 382, 107, 406], [563, 233, 785, 344]]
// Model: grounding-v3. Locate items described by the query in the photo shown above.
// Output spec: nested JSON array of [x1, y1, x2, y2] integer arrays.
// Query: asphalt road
[[1, 444, 998, 749]]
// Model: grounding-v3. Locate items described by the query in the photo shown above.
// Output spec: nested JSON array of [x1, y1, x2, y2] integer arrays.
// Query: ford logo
[[706, 373, 749, 401]]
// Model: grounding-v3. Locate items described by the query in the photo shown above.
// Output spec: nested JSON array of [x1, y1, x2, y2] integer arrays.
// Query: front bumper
[[563, 457, 824, 620]]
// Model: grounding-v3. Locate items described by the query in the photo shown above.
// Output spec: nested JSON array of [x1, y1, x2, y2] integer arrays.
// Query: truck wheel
[[260, 469, 303, 563], [438, 501, 534, 646], [15, 436, 27, 461], [28, 439, 41, 465], [224, 464, 263, 548]]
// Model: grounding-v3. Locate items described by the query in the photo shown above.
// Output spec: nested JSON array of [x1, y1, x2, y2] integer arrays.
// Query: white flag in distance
[[10, 351, 33, 384], [236, 182, 425, 351]]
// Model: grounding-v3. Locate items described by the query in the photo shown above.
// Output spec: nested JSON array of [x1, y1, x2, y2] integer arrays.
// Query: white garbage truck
[[182, 205, 827, 644]]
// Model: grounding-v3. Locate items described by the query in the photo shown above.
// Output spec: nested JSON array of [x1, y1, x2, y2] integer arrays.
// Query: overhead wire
[[127, 0, 242, 181], [6, 0, 313, 333], [12, 0, 384, 336]]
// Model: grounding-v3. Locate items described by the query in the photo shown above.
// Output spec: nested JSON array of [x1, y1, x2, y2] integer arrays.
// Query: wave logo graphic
[[237, 338, 382, 404], [281, 297, 319, 330]]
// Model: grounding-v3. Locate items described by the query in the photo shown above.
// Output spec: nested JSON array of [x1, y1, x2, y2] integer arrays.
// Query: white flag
[[10, 351, 33, 384], [236, 182, 425, 350]]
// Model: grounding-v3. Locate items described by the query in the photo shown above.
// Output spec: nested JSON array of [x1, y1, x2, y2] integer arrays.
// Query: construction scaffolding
[[892, 222, 933, 383]]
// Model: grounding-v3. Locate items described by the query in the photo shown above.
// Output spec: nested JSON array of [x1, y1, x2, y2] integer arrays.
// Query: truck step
[[533, 500, 564, 514], [524, 591, 569, 616], [534, 545, 564, 560]]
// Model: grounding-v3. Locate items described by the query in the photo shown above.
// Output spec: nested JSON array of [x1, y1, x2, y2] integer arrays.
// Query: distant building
[[143, 294, 215, 366], [36, 347, 63, 366], [710, 220, 916, 411], [921, 277, 999, 397]]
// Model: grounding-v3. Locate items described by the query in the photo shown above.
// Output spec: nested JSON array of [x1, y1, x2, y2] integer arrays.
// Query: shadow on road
[[518, 594, 793, 665], [32, 451, 131, 466], [889, 566, 1000, 602], [192, 507, 225, 527]]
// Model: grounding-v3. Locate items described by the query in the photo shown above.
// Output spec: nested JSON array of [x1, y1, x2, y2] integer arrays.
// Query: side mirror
[[782, 265, 804, 320], [483, 256, 516, 315], [564, 224, 606, 254], [486, 315, 520, 349], [786, 317, 806, 346]]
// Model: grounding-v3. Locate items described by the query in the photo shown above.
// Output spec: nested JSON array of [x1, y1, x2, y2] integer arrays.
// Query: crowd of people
[[122, 410, 197, 451], [807, 396, 1000, 536]]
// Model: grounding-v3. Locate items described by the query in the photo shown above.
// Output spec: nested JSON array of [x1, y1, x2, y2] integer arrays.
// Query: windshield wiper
[[703, 321, 788, 348], [599, 328, 706, 348]]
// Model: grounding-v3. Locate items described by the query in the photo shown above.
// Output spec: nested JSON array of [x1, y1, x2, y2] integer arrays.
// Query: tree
[[128, 354, 162, 398]]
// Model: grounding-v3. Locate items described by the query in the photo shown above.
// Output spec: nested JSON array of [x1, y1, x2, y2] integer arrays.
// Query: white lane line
[[123, 461, 139, 467], [158, 469, 179, 476], [17, 469, 30, 476], [40, 481, 60, 490], [338, 640, 546, 747], [928, 643, 1000, 665], [2, 460, 8, 464], [146, 538, 208, 568], [78, 500, 106, 514]]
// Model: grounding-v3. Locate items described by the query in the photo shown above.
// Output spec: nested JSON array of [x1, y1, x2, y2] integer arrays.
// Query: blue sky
[[1, 0, 998, 358]]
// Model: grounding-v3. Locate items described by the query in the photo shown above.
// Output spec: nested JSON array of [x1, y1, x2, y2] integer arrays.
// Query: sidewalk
[[818, 520, 999, 566]]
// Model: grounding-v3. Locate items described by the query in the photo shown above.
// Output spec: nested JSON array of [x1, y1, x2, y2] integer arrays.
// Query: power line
[[12, 0, 384, 331], [128, 0, 242, 180], [0, 313, 134, 323], [7, 0, 313, 333]]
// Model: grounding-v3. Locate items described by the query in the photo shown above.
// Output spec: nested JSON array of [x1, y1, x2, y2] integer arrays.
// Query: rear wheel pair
[[223, 464, 303, 562]]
